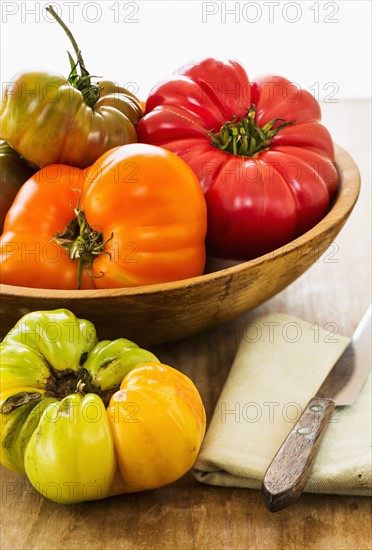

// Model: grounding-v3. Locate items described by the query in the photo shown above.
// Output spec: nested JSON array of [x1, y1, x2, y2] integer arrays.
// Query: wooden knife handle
[[261, 397, 335, 512]]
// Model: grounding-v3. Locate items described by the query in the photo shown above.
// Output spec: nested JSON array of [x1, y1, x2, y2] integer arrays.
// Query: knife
[[261, 305, 371, 512]]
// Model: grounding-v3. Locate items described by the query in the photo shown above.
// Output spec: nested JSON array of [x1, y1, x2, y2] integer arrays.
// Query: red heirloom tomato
[[0, 144, 207, 289], [137, 58, 339, 260]]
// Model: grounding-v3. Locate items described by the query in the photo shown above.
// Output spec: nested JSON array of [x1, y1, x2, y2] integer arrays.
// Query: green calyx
[[210, 104, 294, 157], [46, 5, 101, 108], [54, 206, 112, 290]]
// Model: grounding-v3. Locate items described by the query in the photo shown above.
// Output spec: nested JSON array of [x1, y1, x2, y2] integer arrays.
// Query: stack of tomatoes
[[0, 8, 209, 505], [0, 8, 208, 291], [0, 8, 339, 505], [0, 11, 338, 290]]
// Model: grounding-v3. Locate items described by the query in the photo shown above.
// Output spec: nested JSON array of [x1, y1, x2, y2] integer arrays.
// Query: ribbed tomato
[[0, 144, 207, 289], [0, 7, 141, 169], [138, 58, 339, 260]]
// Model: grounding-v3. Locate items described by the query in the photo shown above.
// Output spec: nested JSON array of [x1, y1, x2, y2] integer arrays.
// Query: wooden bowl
[[0, 145, 360, 346]]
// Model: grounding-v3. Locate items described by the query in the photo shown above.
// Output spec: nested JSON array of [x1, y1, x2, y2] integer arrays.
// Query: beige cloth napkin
[[193, 313, 372, 496]]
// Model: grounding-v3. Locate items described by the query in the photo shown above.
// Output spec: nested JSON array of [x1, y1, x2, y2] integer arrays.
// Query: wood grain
[[0, 146, 360, 346], [1, 100, 371, 550], [261, 397, 336, 512]]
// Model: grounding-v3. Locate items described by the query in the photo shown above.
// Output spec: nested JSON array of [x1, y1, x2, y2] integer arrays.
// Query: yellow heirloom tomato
[[107, 363, 206, 492]]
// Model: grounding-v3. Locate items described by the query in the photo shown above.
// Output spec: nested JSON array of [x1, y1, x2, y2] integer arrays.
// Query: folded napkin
[[193, 313, 372, 496]]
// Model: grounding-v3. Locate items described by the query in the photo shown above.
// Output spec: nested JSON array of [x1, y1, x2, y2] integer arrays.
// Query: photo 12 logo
[[1, 1, 140, 24], [201, 1, 340, 24]]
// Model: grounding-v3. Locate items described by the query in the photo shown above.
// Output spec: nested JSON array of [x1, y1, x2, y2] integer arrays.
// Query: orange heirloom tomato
[[0, 144, 207, 289], [107, 363, 206, 492]]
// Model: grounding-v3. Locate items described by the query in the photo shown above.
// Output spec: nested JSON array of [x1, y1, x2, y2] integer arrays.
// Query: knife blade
[[261, 305, 371, 512]]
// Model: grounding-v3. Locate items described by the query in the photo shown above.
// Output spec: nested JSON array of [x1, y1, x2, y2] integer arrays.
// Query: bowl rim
[[0, 144, 360, 299]]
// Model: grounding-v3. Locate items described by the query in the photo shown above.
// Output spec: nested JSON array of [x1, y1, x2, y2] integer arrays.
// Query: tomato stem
[[210, 105, 294, 157], [46, 5, 101, 108], [75, 380, 86, 395], [54, 206, 113, 289]]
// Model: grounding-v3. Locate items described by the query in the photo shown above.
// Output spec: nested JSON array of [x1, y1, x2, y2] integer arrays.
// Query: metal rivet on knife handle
[[261, 397, 335, 513]]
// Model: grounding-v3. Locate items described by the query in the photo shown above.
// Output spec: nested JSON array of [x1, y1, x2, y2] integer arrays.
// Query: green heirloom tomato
[[24, 393, 116, 504], [0, 309, 159, 503], [0, 391, 57, 475], [0, 7, 142, 168], [0, 141, 37, 232]]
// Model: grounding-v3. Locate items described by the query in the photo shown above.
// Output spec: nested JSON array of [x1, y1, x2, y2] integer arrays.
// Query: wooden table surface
[[1, 99, 371, 550]]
